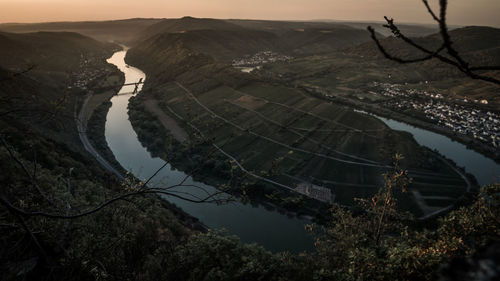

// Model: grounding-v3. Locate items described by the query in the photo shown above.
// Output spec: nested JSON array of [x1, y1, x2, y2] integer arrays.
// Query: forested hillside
[[125, 24, 474, 219], [0, 15, 498, 281], [0, 18, 162, 43], [133, 17, 380, 62]]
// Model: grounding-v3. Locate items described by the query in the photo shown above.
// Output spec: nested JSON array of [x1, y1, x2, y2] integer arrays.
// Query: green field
[[138, 78, 469, 217], [122, 24, 497, 217]]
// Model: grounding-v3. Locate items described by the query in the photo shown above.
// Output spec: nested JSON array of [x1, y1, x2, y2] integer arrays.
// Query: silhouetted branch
[[367, 0, 500, 85], [0, 153, 229, 221], [0, 185, 227, 220], [139, 161, 171, 190], [12, 212, 48, 262], [32, 149, 37, 181], [367, 26, 446, 63], [469, 66, 500, 71], [422, 0, 440, 22], [59, 168, 74, 250], [1, 136, 60, 208], [0, 65, 36, 82]]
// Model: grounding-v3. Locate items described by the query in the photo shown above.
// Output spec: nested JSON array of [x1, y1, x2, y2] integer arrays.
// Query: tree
[[367, 0, 500, 85], [309, 156, 499, 280], [306, 1, 500, 279], [0, 51, 232, 280]]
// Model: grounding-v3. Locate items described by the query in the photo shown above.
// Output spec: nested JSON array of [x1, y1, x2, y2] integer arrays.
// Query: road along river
[[104, 49, 314, 253]]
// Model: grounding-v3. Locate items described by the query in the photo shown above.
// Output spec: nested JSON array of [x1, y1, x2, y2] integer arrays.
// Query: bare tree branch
[[0, 182, 228, 221], [367, 0, 500, 85], [12, 212, 48, 262], [1, 136, 60, 208], [422, 0, 440, 22], [0, 65, 36, 83]]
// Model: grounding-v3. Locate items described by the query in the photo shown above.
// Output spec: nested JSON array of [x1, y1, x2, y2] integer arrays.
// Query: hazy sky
[[1, 0, 499, 27]]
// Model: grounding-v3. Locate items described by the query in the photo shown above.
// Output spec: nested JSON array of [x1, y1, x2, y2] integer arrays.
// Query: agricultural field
[[137, 78, 470, 217]]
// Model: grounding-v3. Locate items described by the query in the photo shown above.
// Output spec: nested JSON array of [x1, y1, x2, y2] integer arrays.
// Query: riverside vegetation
[[125, 17, 476, 218], [1, 113, 498, 280]]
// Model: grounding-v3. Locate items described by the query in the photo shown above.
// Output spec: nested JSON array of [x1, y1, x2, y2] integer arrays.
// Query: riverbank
[[127, 94, 330, 223], [128, 90, 483, 219], [78, 50, 208, 233], [86, 99, 207, 230], [105, 50, 315, 253], [87, 96, 128, 174], [300, 86, 500, 163], [137, 97, 321, 221]]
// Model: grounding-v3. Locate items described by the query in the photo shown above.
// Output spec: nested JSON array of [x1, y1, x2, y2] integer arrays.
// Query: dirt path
[[144, 99, 188, 143]]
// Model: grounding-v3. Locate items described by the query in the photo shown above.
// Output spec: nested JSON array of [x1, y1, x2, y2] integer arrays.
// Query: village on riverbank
[[372, 82, 500, 149]]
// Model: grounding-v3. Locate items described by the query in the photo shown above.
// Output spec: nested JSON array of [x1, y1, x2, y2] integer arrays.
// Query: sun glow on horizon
[[0, 0, 499, 27]]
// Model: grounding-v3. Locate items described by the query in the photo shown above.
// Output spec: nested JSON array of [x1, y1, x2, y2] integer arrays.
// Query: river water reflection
[[104, 49, 499, 253], [375, 116, 500, 186], [105, 50, 314, 253]]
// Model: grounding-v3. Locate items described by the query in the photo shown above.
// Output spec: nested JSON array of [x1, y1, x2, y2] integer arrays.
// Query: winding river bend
[[105, 50, 314, 253], [103, 49, 499, 253], [377, 117, 500, 187]]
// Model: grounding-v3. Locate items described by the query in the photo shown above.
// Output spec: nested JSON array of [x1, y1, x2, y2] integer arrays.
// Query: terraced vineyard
[[137, 79, 470, 217]]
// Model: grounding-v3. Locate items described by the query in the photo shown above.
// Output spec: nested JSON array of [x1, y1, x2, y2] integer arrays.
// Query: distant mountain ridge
[[133, 17, 381, 63], [227, 19, 440, 37], [345, 26, 500, 65], [126, 30, 252, 90], [0, 18, 163, 43], [138, 16, 246, 40], [0, 31, 116, 73]]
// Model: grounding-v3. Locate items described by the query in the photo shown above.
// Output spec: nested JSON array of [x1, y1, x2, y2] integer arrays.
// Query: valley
[[1, 16, 496, 226], [253, 27, 500, 161], [121, 18, 491, 219], [0, 13, 499, 280]]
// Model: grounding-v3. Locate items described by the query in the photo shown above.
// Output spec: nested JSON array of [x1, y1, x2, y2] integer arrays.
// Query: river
[[353, 110, 500, 186], [105, 50, 314, 253], [104, 49, 499, 253]]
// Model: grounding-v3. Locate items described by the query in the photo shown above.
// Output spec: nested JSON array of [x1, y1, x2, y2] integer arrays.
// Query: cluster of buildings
[[232, 51, 292, 67], [372, 82, 500, 148], [69, 54, 110, 90], [295, 182, 333, 203]]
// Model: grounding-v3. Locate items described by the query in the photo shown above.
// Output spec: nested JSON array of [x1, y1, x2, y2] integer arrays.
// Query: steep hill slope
[[341, 26, 500, 104], [0, 31, 120, 90], [341, 21, 439, 37], [346, 26, 500, 66], [127, 31, 252, 89], [230, 19, 439, 38], [127, 26, 471, 217], [0, 18, 162, 43], [229, 19, 373, 35], [258, 26, 500, 102], [0, 31, 117, 72], [134, 17, 380, 63], [138, 16, 245, 40], [0, 31, 121, 149], [137, 29, 279, 63], [279, 27, 377, 55], [228, 19, 381, 54], [0, 64, 198, 280]]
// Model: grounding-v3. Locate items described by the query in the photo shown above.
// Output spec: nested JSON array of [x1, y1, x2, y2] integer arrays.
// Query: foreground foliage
[[311, 170, 499, 280], [1, 127, 497, 281]]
